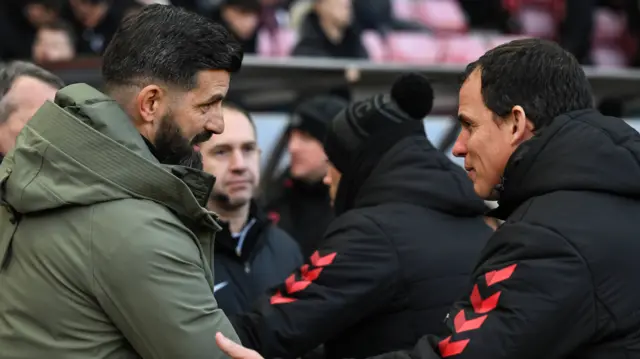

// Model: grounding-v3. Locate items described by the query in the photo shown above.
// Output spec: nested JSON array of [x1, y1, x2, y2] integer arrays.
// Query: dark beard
[[154, 113, 210, 170]]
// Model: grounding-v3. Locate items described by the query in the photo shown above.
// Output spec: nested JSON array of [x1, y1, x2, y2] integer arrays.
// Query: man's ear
[[135, 85, 168, 125], [509, 105, 535, 146]]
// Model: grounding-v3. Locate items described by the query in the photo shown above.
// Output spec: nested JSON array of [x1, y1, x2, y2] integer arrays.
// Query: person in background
[[63, 0, 138, 55], [230, 74, 492, 359], [200, 102, 303, 317], [292, 0, 368, 59], [263, 95, 346, 258], [211, 0, 262, 54], [0, 0, 65, 60], [220, 38, 640, 359], [0, 61, 64, 163], [0, 5, 243, 358], [32, 20, 77, 64]]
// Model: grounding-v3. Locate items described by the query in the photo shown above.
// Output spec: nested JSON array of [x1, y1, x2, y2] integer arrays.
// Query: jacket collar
[[214, 200, 271, 262]]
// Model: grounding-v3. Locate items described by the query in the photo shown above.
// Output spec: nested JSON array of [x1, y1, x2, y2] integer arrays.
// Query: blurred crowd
[[2, 0, 640, 67]]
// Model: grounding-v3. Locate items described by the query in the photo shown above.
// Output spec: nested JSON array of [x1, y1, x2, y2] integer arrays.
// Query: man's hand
[[216, 333, 264, 359]]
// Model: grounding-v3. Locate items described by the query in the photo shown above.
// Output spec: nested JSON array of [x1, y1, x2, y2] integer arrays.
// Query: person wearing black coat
[[216, 39, 640, 359], [200, 102, 303, 318], [230, 74, 493, 359], [213, 201, 303, 317]]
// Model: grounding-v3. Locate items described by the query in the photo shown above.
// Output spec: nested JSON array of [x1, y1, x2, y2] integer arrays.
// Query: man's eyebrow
[[457, 113, 471, 123], [202, 93, 224, 104]]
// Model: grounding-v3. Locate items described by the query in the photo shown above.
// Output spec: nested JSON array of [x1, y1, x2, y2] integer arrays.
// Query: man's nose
[[451, 131, 468, 158], [205, 109, 225, 135], [229, 149, 247, 171]]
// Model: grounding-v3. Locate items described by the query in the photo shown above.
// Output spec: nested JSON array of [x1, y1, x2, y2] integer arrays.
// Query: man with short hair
[[217, 38, 640, 359], [0, 5, 243, 359], [200, 102, 302, 317], [263, 95, 346, 257], [0, 60, 64, 162]]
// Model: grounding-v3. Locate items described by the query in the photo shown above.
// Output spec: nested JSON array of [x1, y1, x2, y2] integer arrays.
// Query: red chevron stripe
[[470, 284, 501, 314], [438, 336, 470, 357], [270, 252, 337, 305], [453, 310, 488, 333], [485, 264, 518, 286], [310, 251, 337, 267], [270, 290, 297, 304], [285, 274, 312, 293]]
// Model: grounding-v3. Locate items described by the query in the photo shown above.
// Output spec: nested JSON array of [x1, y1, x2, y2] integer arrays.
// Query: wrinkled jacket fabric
[[234, 132, 492, 358], [373, 109, 640, 359], [0, 84, 240, 359]]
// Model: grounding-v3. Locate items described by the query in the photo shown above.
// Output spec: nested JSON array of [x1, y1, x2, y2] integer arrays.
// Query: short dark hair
[[26, 0, 65, 12], [223, 0, 262, 13], [461, 38, 593, 129], [0, 61, 64, 124], [102, 4, 243, 90]]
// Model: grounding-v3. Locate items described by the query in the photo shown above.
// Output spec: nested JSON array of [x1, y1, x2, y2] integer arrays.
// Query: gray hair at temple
[[0, 61, 65, 124]]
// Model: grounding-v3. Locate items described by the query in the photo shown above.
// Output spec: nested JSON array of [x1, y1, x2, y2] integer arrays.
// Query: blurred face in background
[[288, 128, 328, 182], [222, 6, 260, 40], [201, 106, 261, 210], [33, 28, 75, 63], [68, 0, 108, 28], [0, 76, 58, 154], [24, 3, 59, 27], [315, 0, 352, 28], [322, 163, 341, 206]]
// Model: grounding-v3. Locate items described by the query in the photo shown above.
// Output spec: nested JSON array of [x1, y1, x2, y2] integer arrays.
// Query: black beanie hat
[[289, 95, 349, 143], [324, 73, 434, 174]]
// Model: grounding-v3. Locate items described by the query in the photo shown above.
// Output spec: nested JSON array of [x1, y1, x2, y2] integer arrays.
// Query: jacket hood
[[493, 109, 640, 218], [355, 135, 487, 216], [0, 84, 219, 229]]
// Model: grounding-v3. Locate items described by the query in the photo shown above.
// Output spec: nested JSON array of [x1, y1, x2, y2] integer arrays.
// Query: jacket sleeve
[[371, 221, 595, 359], [233, 211, 399, 358], [90, 201, 240, 359]]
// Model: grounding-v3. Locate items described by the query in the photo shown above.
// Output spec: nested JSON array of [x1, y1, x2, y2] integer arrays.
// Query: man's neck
[[319, 17, 344, 44], [209, 201, 251, 234]]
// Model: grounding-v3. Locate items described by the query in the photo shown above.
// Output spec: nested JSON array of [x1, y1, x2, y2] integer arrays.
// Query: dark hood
[[354, 135, 487, 216], [492, 109, 640, 219]]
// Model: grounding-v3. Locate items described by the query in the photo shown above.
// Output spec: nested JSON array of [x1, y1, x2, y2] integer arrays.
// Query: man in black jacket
[[226, 74, 492, 358], [217, 38, 640, 359], [200, 102, 303, 317], [263, 95, 347, 257]]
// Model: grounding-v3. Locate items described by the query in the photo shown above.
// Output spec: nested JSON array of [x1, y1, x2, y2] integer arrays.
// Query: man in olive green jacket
[[0, 5, 243, 359]]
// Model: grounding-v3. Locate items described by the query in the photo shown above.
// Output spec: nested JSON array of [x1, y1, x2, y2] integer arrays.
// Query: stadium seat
[[273, 28, 298, 57], [518, 7, 556, 39], [387, 32, 440, 64], [362, 31, 387, 62], [416, 0, 467, 33], [593, 8, 625, 46], [392, 0, 419, 21], [592, 46, 627, 68], [518, 7, 556, 38], [441, 35, 487, 64]]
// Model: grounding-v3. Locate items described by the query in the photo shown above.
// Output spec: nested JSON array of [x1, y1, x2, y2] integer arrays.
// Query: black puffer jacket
[[374, 109, 640, 359], [213, 201, 303, 318], [233, 131, 492, 358]]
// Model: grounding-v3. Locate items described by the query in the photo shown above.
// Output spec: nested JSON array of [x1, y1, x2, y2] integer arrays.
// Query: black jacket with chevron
[[231, 132, 492, 359], [371, 110, 640, 359]]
